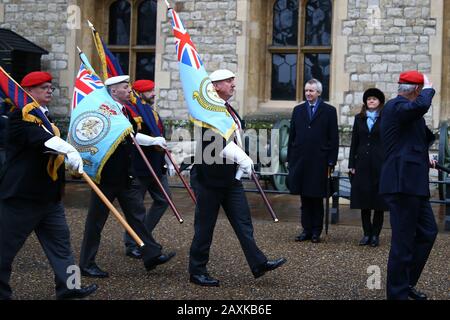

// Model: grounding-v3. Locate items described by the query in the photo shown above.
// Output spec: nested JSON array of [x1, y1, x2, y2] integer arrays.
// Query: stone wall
[[157, 0, 241, 119], [341, 0, 436, 127], [0, 0, 72, 117]]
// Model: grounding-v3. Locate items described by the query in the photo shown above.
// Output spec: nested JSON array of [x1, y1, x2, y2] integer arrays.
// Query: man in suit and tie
[[188, 69, 286, 287], [379, 70, 438, 300], [287, 78, 339, 243]]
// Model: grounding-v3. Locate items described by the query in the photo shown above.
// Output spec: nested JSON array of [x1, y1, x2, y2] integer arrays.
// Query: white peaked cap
[[209, 69, 235, 82], [105, 75, 130, 86]]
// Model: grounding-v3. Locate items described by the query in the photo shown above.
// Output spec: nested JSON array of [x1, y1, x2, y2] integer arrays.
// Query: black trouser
[[383, 194, 437, 300], [361, 209, 384, 237], [300, 196, 324, 236], [124, 175, 171, 250], [189, 181, 267, 275], [0, 199, 76, 299], [79, 178, 162, 270]]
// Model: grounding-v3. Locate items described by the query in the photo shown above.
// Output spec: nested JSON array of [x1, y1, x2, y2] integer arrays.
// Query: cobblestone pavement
[[7, 182, 450, 300]]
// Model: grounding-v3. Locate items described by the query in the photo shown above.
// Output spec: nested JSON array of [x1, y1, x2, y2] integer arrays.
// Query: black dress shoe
[[311, 235, 320, 243], [370, 235, 379, 247], [252, 257, 287, 279], [126, 247, 143, 259], [359, 236, 371, 246], [57, 284, 98, 300], [81, 265, 109, 278], [145, 251, 176, 271], [190, 274, 220, 287], [408, 286, 428, 300], [295, 232, 312, 242]]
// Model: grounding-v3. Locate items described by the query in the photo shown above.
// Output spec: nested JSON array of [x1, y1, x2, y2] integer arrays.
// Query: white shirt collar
[[39, 106, 49, 114]]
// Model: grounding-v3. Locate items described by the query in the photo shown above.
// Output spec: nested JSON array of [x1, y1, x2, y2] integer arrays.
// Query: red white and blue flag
[[72, 64, 105, 110], [171, 9, 203, 69], [68, 52, 132, 183], [168, 7, 236, 140]]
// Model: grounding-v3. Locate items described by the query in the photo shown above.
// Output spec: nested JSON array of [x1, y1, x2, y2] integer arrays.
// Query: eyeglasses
[[38, 85, 56, 93]]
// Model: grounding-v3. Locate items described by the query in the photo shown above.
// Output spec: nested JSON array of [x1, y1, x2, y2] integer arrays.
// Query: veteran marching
[[0, 0, 443, 301]]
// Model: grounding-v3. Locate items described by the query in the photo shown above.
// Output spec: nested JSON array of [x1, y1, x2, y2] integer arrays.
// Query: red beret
[[398, 70, 424, 85], [132, 80, 155, 93], [20, 71, 52, 87]]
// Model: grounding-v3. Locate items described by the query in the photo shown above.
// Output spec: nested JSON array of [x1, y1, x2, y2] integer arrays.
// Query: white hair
[[305, 79, 323, 94], [398, 84, 418, 94]]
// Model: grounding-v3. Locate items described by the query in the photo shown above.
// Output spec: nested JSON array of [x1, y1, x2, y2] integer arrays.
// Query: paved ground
[[7, 179, 450, 300]]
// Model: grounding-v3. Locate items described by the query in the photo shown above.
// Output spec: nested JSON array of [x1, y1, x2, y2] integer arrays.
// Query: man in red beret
[[120, 79, 175, 260], [0, 71, 97, 299], [379, 71, 438, 300], [20, 71, 54, 119], [133, 79, 155, 106]]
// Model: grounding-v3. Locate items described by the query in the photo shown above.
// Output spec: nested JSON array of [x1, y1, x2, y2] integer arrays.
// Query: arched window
[[108, 0, 131, 45], [269, 0, 332, 101], [108, 0, 157, 80]]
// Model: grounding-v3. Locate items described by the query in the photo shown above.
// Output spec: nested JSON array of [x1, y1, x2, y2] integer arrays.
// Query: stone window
[[269, 0, 332, 101], [107, 0, 157, 80]]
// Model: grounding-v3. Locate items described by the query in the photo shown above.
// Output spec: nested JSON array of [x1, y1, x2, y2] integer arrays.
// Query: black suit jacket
[[287, 100, 339, 197], [0, 109, 64, 202], [194, 105, 244, 188], [379, 88, 435, 197]]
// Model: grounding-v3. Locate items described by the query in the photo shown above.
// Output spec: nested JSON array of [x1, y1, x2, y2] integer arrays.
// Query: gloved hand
[[44, 136, 84, 174], [164, 154, 176, 176], [220, 141, 253, 180], [423, 74, 433, 89], [135, 133, 167, 149]]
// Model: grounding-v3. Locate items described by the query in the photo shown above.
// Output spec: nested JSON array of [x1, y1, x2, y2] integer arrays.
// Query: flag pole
[[251, 171, 279, 222], [82, 173, 145, 246], [131, 135, 184, 223], [165, 150, 197, 205]]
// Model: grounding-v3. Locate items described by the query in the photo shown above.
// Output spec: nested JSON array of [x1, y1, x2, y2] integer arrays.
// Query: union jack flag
[[167, 6, 236, 140], [72, 64, 105, 110], [170, 9, 203, 69]]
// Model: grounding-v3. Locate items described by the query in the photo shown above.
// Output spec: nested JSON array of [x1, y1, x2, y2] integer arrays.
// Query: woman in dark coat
[[348, 88, 388, 247]]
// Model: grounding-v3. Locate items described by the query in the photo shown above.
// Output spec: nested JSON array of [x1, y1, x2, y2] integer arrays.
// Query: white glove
[[423, 74, 433, 89], [164, 154, 176, 176], [135, 133, 167, 148], [44, 136, 84, 174], [220, 141, 253, 180]]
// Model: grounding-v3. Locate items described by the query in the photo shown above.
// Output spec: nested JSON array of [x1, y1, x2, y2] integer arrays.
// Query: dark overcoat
[[348, 113, 387, 210], [287, 100, 339, 197], [379, 89, 436, 197]]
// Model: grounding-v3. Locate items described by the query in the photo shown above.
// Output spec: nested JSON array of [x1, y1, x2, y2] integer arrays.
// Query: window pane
[[109, 0, 131, 45], [303, 53, 330, 101], [304, 0, 332, 46], [111, 52, 129, 74], [271, 53, 297, 100], [136, 53, 155, 80], [272, 0, 298, 46], [137, 0, 157, 45]]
